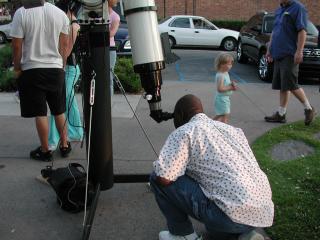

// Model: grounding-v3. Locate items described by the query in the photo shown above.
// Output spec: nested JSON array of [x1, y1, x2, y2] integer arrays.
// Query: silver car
[[0, 22, 12, 44]]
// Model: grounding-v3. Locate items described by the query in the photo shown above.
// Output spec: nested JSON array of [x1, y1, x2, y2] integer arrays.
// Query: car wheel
[[221, 37, 236, 51], [0, 32, 7, 44], [236, 41, 248, 63], [258, 53, 273, 82], [168, 36, 176, 48]]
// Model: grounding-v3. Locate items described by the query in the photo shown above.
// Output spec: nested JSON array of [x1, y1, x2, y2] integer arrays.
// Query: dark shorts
[[272, 56, 300, 91], [17, 68, 66, 118]]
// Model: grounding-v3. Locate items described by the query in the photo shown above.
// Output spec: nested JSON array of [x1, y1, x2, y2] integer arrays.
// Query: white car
[[0, 22, 12, 44], [158, 15, 239, 51]]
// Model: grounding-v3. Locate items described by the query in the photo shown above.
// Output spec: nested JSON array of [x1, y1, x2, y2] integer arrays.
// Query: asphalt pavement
[[0, 70, 319, 240]]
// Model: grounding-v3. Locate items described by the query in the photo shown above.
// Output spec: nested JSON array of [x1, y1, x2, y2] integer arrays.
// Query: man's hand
[[294, 50, 304, 64], [266, 51, 273, 63], [231, 80, 238, 91], [156, 176, 173, 186], [14, 69, 22, 78]]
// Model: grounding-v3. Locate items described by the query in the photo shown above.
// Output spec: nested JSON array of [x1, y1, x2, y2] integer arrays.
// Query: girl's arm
[[217, 76, 235, 93], [65, 14, 80, 57], [109, 14, 120, 38]]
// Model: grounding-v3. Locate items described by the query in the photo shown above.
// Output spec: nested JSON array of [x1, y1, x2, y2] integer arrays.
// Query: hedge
[[0, 45, 142, 94], [114, 57, 142, 93], [0, 44, 15, 91]]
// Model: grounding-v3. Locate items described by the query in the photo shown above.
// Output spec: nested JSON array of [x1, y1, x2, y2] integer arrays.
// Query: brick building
[[154, 0, 320, 26]]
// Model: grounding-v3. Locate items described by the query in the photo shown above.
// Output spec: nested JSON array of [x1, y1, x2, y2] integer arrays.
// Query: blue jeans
[[149, 173, 253, 238]]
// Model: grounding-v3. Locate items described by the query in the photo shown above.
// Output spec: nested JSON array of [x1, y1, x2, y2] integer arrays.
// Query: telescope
[[77, 0, 173, 122], [64, 0, 173, 239], [24, 0, 172, 239]]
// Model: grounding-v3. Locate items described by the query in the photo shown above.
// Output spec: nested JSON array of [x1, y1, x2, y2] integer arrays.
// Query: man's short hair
[[173, 94, 203, 128]]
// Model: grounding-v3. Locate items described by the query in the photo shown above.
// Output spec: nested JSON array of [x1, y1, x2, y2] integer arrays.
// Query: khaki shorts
[[272, 56, 300, 91]]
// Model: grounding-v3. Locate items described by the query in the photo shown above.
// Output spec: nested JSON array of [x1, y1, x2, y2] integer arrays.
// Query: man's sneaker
[[30, 146, 53, 162], [238, 230, 264, 240], [304, 107, 316, 126], [264, 112, 286, 123], [59, 141, 72, 158], [159, 231, 202, 240]]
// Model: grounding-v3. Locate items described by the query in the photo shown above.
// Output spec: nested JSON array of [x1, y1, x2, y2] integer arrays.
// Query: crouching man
[[150, 94, 274, 240]]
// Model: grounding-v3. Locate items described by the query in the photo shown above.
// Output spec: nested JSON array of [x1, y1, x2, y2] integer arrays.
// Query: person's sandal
[[30, 146, 53, 162], [59, 141, 72, 158]]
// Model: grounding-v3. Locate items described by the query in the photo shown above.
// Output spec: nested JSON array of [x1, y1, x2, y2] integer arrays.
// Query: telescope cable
[[112, 69, 159, 158], [235, 83, 269, 116], [82, 71, 96, 227]]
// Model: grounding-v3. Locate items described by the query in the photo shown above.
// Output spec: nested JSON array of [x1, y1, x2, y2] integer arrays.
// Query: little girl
[[213, 53, 237, 123]]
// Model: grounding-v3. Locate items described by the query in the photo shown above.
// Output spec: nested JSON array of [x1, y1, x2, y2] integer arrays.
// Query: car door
[[191, 18, 220, 47], [167, 17, 194, 45]]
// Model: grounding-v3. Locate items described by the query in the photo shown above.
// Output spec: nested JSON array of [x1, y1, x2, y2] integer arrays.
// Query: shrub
[[0, 43, 13, 69], [114, 57, 142, 94], [211, 20, 246, 31], [0, 44, 142, 94], [0, 69, 15, 91], [0, 44, 15, 92]]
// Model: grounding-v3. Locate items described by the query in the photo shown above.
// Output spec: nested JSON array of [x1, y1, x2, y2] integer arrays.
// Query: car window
[[246, 14, 263, 29], [263, 16, 274, 33], [306, 21, 319, 36], [170, 18, 190, 28], [192, 18, 213, 30]]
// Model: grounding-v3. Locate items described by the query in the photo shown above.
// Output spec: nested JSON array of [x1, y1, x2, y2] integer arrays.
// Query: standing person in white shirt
[[150, 94, 274, 240], [10, 0, 71, 162]]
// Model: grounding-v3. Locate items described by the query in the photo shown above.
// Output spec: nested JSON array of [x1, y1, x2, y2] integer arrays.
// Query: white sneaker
[[238, 230, 264, 240], [48, 144, 57, 151], [159, 231, 202, 240], [13, 91, 20, 103]]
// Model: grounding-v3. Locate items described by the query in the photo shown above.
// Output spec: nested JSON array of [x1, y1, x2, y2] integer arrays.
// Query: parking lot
[[162, 49, 320, 86]]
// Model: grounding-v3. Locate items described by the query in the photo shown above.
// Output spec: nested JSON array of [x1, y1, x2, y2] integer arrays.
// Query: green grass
[[252, 117, 320, 240]]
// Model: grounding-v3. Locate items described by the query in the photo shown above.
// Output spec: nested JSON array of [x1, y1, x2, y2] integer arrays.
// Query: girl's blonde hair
[[214, 53, 234, 71]]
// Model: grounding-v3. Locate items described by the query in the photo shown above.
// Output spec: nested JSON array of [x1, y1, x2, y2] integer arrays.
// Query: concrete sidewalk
[[0, 81, 319, 240]]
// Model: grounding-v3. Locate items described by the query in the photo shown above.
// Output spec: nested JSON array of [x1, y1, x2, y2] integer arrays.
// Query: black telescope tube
[[134, 61, 173, 123], [80, 24, 113, 191]]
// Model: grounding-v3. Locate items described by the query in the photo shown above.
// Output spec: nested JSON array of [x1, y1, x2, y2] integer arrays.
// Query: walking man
[[11, 0, 72, 161], [265, 0, 316, 125]]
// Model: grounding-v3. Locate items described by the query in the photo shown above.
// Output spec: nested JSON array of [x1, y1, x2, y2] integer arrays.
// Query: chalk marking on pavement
[[175, 63, 185, 81]]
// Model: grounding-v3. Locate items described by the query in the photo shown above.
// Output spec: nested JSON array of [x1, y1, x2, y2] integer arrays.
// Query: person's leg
[[280, 56, 315, 125], [279, 90, 290, 108], [291, 88, 311, 108], [65, 65, 83, 141], [213, 115, 222, 121], [149, 173, 195, 236], [265, 59, 287, 123], [221, 114, 229, 124], [48, 115, 60, 149], [150, 173, 251, 237], [54, 113, 68, 147], [46, 68, 69, 148], [35, 116, 49, 152], [109, 50, 117, 96]]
